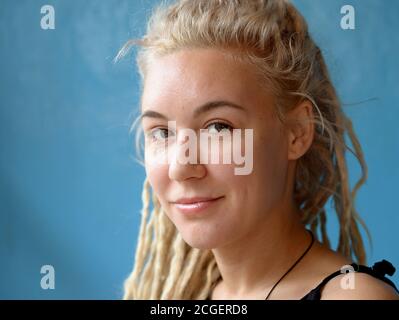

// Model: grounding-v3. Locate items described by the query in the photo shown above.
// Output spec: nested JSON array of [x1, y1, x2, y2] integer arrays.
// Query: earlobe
[[287, 100, 315, 161]]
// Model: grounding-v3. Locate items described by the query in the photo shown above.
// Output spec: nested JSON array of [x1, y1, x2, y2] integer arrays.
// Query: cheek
[[145, 157, 169, 205], [216, 125, 289, 218], [217, 126, 280, 185], [253, 128, 289, 200]]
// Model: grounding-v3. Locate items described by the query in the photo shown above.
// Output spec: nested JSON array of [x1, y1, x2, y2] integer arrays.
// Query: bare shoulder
[[321, 272, 399, 300], [304, 241, 399, 300]]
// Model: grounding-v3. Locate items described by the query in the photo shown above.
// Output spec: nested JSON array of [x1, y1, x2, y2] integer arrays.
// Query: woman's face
[[141, 48, 291, 249]]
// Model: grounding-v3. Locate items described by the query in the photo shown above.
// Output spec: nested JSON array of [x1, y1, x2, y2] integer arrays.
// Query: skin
[[140, 48, 399, 300]]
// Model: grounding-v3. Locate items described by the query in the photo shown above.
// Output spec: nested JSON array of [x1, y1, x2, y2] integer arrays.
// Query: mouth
[[171, 196, 224, 215]]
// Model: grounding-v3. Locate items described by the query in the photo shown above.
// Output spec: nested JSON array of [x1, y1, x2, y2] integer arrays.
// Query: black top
[[301, 259, 398, 300], [206, 259, 398, 300]]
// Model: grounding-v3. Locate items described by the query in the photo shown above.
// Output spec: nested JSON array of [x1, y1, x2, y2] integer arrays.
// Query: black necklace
[[265, 229, 315, 300]]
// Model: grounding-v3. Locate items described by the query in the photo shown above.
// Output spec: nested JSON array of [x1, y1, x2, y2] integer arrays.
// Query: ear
[[286, 100, 315, 161]]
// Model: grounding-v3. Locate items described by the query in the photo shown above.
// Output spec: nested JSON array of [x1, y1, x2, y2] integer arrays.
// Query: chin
[[180, 234, 221, 250]]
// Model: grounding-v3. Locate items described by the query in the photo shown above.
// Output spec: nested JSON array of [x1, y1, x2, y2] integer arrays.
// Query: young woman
[[118, 0, 399, 300]]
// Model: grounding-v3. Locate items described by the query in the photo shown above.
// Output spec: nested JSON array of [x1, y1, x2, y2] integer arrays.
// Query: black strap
[[301, 259, 399, 300]]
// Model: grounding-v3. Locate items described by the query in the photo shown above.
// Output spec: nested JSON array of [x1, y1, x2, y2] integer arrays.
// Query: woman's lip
[[172, 196, 224, 215], [172, 196, 224, 204]]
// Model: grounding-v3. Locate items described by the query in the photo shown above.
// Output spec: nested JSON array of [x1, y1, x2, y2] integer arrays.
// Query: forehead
[[141, 48, 272, 113]]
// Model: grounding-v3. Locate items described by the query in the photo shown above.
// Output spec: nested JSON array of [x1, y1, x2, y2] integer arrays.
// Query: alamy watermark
[[40, 5, 55, 30], [146, 121, 253, 175], [40, 264, 55, 290], [340, 5, 355, 30], [340, 264, 356, 290]]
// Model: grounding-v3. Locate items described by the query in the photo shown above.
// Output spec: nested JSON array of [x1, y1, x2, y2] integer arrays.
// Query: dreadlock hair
[[117, 0, 371, 299]]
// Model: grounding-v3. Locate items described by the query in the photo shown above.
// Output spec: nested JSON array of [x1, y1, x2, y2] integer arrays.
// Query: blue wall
[[0, 0, 398, 299]]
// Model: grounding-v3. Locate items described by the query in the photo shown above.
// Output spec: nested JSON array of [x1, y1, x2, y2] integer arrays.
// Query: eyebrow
[[140, 100, 247, 120]]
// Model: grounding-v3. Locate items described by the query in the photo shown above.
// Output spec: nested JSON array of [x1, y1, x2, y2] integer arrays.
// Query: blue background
[[0, 0, 398, 299]]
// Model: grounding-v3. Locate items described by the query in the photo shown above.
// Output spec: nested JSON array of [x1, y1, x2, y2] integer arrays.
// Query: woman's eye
[[206, 122, 233, 134], [148, 128, 174, 141]]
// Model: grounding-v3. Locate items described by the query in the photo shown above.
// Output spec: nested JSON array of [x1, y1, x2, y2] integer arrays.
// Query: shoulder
[[301, 241, 398, 300], [321, 271, 399, 300]]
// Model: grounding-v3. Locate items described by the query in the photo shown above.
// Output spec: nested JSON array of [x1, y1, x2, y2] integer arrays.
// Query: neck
[[211, 202, 311, 298]]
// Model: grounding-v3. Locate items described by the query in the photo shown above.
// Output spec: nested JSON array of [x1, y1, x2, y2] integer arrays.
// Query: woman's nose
[[168, 131, 207, 181]]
